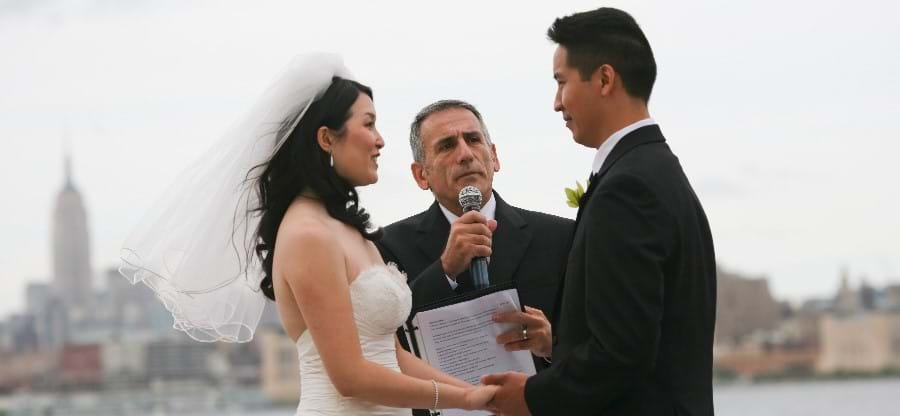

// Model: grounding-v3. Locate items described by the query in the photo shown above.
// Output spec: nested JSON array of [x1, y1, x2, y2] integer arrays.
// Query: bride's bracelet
[[430, 379, 440, 415]]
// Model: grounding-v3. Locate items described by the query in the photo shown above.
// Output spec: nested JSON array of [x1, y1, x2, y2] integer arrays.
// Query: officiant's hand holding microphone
[[440, 187, 498, 282], [440, 212, 497, 280]]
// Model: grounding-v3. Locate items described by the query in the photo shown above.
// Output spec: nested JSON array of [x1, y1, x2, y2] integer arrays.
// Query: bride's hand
[[463, 384, 499, 410]]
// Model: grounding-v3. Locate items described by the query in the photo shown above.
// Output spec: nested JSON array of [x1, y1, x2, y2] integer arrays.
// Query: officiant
[[376, 99, 573, 372]]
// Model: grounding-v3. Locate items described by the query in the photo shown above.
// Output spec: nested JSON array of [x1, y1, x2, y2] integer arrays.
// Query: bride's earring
[[328, 152, 334, 168]]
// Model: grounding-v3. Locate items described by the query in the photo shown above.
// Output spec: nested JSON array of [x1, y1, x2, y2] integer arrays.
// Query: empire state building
[[52, 154, 93, 309]]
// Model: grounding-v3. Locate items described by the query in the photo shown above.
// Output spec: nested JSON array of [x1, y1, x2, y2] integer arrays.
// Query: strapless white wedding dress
[[294, 264, 412, 415]]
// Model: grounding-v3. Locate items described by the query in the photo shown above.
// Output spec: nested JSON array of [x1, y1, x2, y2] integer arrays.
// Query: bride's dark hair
[[252, 76, 382, 301]]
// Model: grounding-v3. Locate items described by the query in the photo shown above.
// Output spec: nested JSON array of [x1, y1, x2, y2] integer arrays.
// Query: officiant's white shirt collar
[[438, 192, 497, 224], [591, 117, 656, 174]]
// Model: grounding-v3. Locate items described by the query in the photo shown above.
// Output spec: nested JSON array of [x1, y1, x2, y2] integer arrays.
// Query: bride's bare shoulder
[[274, 203, 346, 287], [276, 201, 340, 253]]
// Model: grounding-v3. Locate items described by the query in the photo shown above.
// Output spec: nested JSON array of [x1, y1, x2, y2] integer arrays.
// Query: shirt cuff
[[445, 274, 459, 290]]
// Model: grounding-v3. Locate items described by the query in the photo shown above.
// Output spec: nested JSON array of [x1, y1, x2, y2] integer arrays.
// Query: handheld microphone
[[458, 186, 490, 290]]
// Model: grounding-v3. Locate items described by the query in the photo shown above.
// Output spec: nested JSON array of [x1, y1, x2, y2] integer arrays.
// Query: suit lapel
[[575, 179, 599, 227], [595, 124, 665, 183], [574, 125, 665, 228], [415, 201, 450, 263], [414, 201, 477, 292], [556, 125, 667, 327], [488, 192, 531, 285]]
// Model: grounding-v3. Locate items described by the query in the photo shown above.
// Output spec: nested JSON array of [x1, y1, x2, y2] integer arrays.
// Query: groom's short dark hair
[[548, 7, 657, 102]]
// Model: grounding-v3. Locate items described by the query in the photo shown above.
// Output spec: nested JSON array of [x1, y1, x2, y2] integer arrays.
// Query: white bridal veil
[[120, 53, 353, 342]]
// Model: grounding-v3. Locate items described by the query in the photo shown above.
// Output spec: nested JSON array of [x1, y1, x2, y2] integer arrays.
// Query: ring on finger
[[522, 326, 529, 341]]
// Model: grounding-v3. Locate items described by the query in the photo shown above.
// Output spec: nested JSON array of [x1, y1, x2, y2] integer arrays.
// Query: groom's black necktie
[[576, 171, 598, 226], [583, 171, 597, 202]]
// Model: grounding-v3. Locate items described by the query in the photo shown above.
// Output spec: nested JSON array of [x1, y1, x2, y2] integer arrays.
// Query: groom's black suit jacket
[[376, 191, 573, 364], [525, 125, 716, 416]]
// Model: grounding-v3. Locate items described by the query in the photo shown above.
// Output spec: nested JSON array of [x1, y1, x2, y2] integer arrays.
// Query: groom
[[484, 8, 716, 416]]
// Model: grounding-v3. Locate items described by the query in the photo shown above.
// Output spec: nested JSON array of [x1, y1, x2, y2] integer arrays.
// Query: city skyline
[[1, 151, 892, 322], [2, 0, 899, 319]]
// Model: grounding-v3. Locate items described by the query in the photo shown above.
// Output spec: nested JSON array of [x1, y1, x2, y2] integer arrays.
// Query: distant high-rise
[[714, 266, 780, 345], [26, 282, 68, 350], [834, 268, 862, 316], [51, 153, 93, 309]]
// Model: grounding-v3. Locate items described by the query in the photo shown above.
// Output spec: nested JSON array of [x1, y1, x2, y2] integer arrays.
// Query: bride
[[120, 54, 497, 415]]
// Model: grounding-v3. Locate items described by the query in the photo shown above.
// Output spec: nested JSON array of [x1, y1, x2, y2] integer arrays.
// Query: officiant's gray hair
[[409, 99, 492, 164]]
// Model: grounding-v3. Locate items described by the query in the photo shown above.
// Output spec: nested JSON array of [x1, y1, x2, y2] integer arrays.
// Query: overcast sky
[[1, 0, 897, 319]]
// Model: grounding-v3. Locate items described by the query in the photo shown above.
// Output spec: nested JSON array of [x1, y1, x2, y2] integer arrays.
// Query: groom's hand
[[441, 211, 498, 279], [493, 306, 552, 358], [481, 372, 531, 416]]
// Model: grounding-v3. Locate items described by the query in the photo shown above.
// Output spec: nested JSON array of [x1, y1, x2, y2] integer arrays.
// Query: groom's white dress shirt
[[591, 118, 657, 175]]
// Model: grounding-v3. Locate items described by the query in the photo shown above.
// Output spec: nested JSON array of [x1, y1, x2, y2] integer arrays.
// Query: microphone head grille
[[458, 186, 482, 212]]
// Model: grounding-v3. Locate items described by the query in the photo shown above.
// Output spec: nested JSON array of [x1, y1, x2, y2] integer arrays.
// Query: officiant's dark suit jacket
[[525, 125, 716, 416], [376, 191, 573, 366]]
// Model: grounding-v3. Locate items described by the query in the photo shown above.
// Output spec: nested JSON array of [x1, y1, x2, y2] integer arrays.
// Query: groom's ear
[[411, 162, 430, 191], [591, 64, 616, 97]]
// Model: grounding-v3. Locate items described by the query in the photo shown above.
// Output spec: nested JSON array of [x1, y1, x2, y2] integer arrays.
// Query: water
[[259, 379, 900, 415], [5, 379, 898, 415], [249, 379, 900, 415], [714, 378, 900, 415]]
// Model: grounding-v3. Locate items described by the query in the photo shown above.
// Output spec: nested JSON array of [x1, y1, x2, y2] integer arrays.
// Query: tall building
[[51, 153, 93, 311], [883, 284, 900, 311], [8, 314, 38, 352], [817, 313, 900, 373], [58, 344, 104, 390], [833, 268, 862, 316], [0, 321, 8, 352], [714, 267, 780, 346], [145, 339, 216, 382], [104, 267, 172, 339], [26, 282, 68, 350], [258, 329, 299, 405], [25, 283, 52, 316]]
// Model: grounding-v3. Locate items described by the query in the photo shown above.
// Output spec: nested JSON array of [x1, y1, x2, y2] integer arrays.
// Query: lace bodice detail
[[346, 263, 412, 337], [294, 264, 411, 415]]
